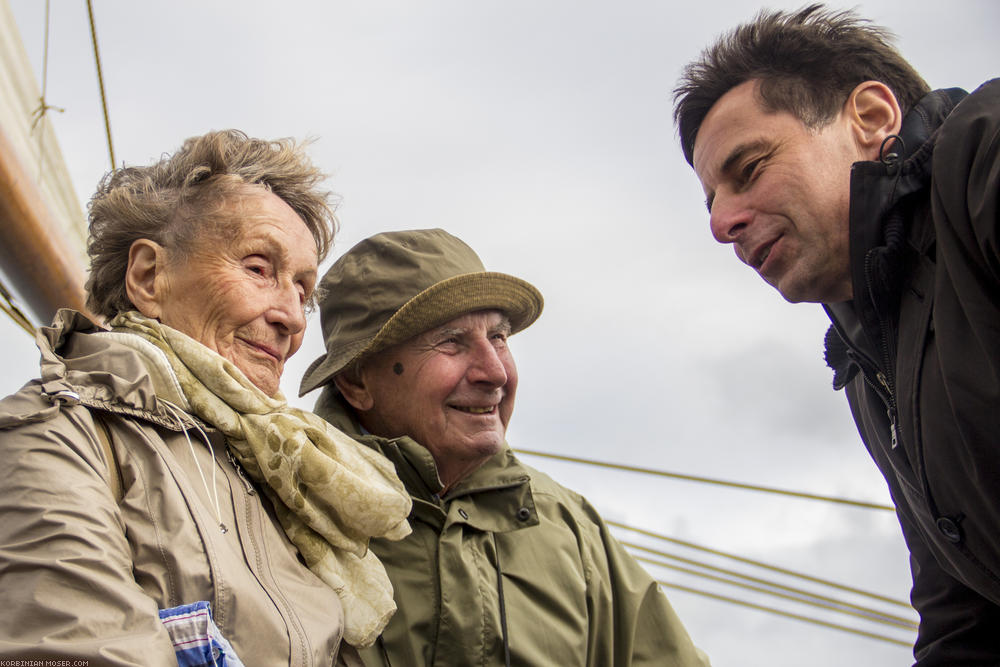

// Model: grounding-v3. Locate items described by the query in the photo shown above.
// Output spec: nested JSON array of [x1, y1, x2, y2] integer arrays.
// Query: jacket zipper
[[226, 448, 256, 495], [862, 248, 901, 449], [227, 451, 312, 666]]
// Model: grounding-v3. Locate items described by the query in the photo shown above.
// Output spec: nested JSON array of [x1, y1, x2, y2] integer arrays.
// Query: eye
[[244, 255, 273, 279], [303, 281, 322, 314], [433, 336, 461, 353], [297, 282, 311, 312], [740, 158, 763, 185]]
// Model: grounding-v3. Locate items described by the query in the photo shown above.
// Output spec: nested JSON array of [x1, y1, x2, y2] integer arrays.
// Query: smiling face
[[151, 188, 318, 395], [692, 80, 864, 304], [347, 309, 517, 489]]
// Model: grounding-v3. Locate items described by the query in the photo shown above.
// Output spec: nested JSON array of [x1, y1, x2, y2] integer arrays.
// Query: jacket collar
[[313, 385, 536, 532], [846, 86, 967, 290], [30, 309, 200, 430], [824, 87, 967, 387]]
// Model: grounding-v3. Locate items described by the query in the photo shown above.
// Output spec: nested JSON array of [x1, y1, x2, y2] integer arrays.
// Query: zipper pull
[[226, 449, 256, 495], [888, 408, 899, 449]]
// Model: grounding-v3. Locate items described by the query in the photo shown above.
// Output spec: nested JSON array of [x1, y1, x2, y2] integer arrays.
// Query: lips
[[745, 236, 780, 272], [239, 337, 284, 363], [451, 405, 496, 415]]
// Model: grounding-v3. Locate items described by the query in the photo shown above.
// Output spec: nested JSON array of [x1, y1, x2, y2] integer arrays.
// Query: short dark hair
[[673, 4, 929, 165], [86, 129, 338, 320]]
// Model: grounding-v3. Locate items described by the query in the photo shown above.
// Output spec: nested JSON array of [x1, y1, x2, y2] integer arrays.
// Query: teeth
[[458, 406, 493, 414]]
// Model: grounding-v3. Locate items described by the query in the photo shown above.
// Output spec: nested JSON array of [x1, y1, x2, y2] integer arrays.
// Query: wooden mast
[[0, 121, 93, 325], [0, 0, 95, 327]]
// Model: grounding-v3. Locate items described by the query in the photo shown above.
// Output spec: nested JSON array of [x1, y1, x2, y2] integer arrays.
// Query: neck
[[436, 457, 490, 496]]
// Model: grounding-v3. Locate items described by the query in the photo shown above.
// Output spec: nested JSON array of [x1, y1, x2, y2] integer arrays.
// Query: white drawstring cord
[[161, 400, 226, 534]]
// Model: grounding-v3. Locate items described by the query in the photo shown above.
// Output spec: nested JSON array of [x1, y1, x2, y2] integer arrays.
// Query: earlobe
[[125, 239, 167, 319], [845, 81, 903, 160], [334, 373, 375, 412]]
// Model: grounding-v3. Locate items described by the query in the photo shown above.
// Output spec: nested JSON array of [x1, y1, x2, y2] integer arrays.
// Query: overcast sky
[[2, 2, 997, 664]]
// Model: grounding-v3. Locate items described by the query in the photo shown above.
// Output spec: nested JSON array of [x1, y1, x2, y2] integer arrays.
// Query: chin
[[772, 277, 815, 304], [471, 438, 505, 457], [246, 373, 280, 396]]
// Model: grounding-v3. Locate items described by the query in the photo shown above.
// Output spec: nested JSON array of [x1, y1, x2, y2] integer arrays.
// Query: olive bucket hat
[[299, 228, 544, 396]]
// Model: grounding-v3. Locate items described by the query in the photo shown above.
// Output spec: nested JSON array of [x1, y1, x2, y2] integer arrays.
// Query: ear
[[334, 372, 375, 412], [843, 81, 903, 161], [125, 239, 168, 319]]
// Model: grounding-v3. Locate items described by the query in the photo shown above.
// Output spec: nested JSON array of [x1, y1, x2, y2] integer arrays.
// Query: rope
[[0, 278, 36, 336], [609, 520, 911, 609], [659, 580, 912, 648], [514, 448, 895, 511], [629, 551, 917, 630], [30, 0, 65, 178], [86, 0, 115, 170]]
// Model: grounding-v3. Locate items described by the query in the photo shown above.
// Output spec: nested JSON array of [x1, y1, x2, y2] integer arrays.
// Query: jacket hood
[[2, 308, 194, 431]]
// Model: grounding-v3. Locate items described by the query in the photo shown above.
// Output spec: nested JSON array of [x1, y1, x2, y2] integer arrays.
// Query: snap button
[[936, 516, 962, 543], [458, 508, 469, 520], [516, 507, 531, 521]]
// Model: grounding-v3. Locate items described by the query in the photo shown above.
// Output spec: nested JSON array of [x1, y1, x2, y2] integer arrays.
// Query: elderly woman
[[0, 130, 410, 666]]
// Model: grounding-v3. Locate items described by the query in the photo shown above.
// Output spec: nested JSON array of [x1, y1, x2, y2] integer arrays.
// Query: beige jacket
[[0, 311, 362, 666]]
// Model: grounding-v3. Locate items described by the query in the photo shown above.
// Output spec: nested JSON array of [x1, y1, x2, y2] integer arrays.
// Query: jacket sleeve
[[931, 78, 1000, 285], [896, 505, 1000, 665], [578, 499, 710, 667], [909, 78, 1000, 664], [0, 395, 178, 665]]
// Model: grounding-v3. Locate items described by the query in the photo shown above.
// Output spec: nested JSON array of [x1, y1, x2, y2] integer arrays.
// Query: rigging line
[[0, 278, 36, 336], [514, 448, 895, 512], [609, 520, 912, 609], [86, 0, 115, 170], [620, 541, 912, 609], [625, 540, 915, 625], [659, 580, 912, 648], [30, 0, 65, 178], [41, 0, 50, 101], [631, 553, 917, 630]]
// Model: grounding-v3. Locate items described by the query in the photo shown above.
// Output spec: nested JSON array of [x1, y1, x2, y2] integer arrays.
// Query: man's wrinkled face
[[692, 80, 863, 304], [357, 309, 517, 487]]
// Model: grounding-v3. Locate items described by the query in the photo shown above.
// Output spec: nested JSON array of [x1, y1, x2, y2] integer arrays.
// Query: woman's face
[[152, 189, 318, 395]]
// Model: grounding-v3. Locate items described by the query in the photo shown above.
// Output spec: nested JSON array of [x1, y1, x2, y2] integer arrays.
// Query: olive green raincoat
[[316, 388, 709, 667]]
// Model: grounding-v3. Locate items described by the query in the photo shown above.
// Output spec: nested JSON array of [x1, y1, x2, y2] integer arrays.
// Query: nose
[[709, 191, 752, 245], [267, 280, 307, 337], [467, 338, 509, 388]]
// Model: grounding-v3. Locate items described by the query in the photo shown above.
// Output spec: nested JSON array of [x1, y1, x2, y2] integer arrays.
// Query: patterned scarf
[[109, 311, 411, 647]]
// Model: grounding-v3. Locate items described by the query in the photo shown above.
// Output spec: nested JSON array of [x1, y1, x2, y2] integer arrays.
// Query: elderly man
[[674, 5, 1000, 664], [299, 228, 707, 666]]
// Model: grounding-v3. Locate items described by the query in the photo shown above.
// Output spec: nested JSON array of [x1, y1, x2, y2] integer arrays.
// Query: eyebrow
[[705, 138, 771, 213], [434, 326, 465, 339], [244, 231, 318, 284], [491, 319, 512, 336], [429, 316, 512, 341]]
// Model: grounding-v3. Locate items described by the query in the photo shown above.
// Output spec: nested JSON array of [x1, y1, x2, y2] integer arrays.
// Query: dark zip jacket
[[824, 79, 1000, 665]]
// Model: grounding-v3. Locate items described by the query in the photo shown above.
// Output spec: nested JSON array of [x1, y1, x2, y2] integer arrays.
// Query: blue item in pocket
[[159, 601, 246, 667]]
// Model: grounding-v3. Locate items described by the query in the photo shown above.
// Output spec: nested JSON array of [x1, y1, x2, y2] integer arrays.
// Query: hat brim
[[299, 271, 542, 396]]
